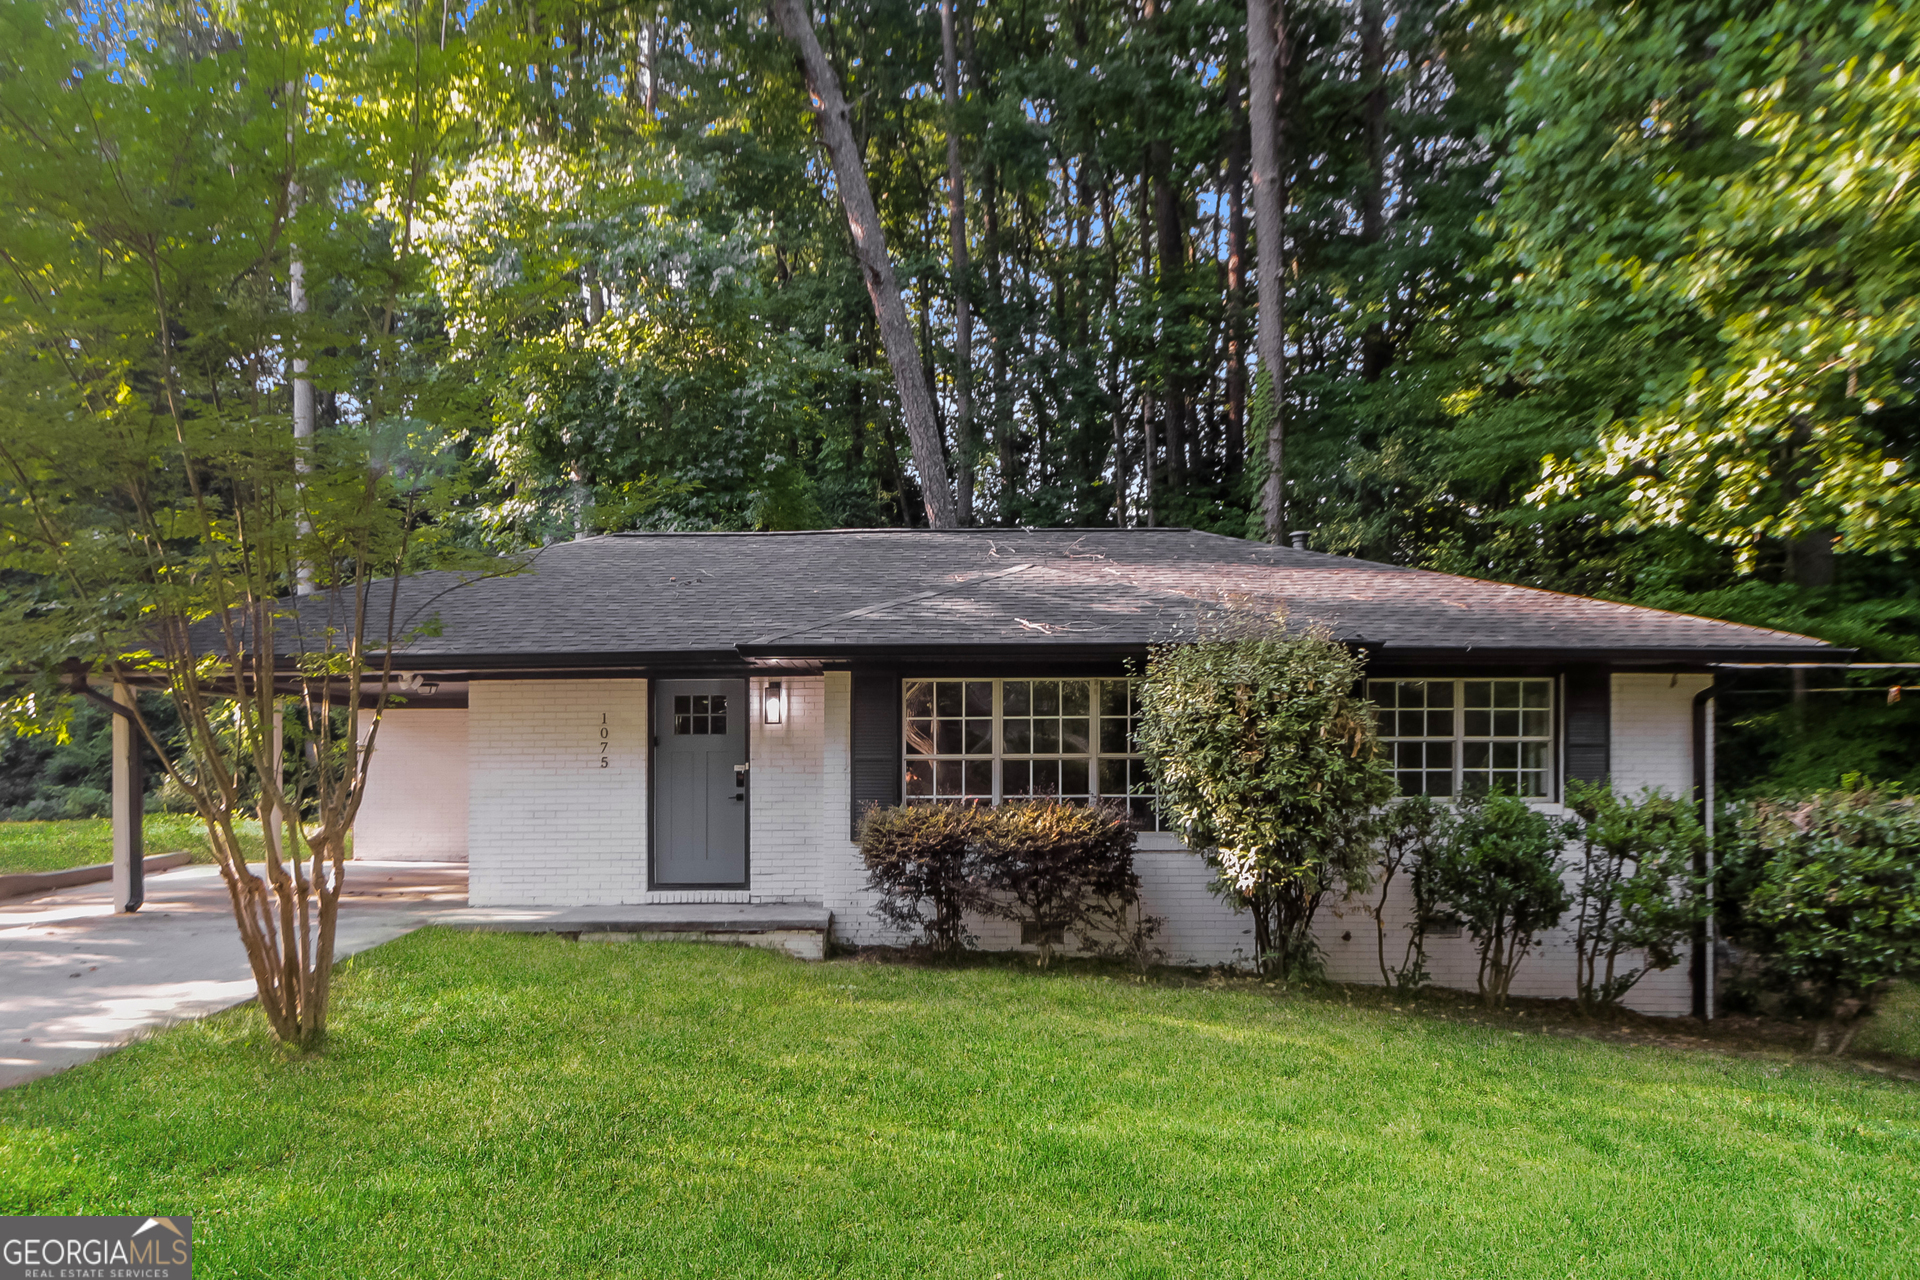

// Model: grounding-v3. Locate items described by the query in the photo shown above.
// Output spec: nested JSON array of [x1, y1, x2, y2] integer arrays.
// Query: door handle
[[732, 793, 745, 802]]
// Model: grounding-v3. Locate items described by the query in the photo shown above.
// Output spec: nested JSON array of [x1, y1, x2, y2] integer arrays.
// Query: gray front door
[[653, 678, 749, 886]]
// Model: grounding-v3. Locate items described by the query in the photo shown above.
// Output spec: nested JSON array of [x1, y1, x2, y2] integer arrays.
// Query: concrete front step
[[444, 903, 832, 961]]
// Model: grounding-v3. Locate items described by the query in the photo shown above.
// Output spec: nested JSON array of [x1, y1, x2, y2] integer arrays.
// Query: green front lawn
[[1860, 981, 1920, 1059], [3, 934, 1916, 1277], [0, 816, 240, 876]]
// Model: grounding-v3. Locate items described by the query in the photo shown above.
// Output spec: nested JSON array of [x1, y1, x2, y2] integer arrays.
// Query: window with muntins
[[903, 678, 1161, 828], [672, 694, 728, 736], [1369, 678, 1555, 799]]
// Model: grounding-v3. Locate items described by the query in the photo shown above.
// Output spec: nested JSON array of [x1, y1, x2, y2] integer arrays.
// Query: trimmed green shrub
[[1358, 795, 1454, 993], [858, 803, 988, 957], [977, 800, 1142, 967], [1137, 616, 1394, 980], [1723, 783, 1920, 1055], [1566, 781, 1707, 1016], [1428, 791, 1573, 1009]]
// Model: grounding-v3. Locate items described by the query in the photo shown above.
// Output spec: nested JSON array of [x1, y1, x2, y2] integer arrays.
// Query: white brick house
[[343, 528, 1839, 1017]]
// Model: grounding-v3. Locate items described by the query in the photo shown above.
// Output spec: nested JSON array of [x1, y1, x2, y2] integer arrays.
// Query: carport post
[[111, 680, 144, 913]]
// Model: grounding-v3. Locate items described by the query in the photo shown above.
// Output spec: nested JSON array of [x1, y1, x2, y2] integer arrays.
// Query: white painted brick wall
[[819, 672, 1707, 1015], [1305, 673, 1707, 1015], [462, 674, 839, 909], [1611, 673, 1711, 797], [468, 679, 649, 907], [747, 675, 828, 904], [447, 667, 1705, 1014], [355, 709, 469, 861]]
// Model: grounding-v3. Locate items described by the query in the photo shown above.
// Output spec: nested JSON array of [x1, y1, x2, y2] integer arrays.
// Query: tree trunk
[[985, 165, 1013, 523], [642, 17, 656, 115], [290, 246, 315, 594], [943, 0, 974, 525], [1359, 0, 1393, 382], [1151, 140, 1188, 487], [1787, 530, 1836, 587], [1360, 0, 1386, 243], [771, 0, 957, 527], [1225, 68, 1248, 476], [1098, 174, 1130, 526], [1247, 0, 1289, 541]]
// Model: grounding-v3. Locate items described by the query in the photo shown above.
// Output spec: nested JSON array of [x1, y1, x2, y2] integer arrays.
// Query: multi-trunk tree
[[0, 0, 488, 1047]]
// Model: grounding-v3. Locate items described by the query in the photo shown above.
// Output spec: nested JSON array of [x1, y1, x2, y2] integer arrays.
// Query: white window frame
[[900, 677, 1162, 829], [1368, 677, 1558, 801]]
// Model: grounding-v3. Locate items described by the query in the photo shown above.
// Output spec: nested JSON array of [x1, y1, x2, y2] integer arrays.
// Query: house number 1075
[[599, 713, 609, 768]]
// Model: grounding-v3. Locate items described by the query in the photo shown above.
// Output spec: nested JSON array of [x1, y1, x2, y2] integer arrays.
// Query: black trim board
[[849, 670, 902, 840], [1564, 666, 1611, 786]]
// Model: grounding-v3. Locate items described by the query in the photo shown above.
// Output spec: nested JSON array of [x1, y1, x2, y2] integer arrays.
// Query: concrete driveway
[[0, 861, 469, 1090]]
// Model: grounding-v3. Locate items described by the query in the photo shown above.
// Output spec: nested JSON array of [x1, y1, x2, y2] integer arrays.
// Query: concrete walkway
[[0, 861, 469, 1090]]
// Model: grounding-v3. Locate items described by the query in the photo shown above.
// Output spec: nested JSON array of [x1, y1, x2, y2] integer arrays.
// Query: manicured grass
[[1861, 982, 1920, 1060], [3, 935, 1917, 1277], [0, 816, 244, 876]]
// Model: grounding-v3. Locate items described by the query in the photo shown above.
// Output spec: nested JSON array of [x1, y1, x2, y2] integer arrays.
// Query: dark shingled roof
[[295, 528, 1839, 668]]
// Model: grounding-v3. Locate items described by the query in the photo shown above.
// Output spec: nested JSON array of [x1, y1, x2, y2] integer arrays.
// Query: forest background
[[2, 0, 1917, 808]]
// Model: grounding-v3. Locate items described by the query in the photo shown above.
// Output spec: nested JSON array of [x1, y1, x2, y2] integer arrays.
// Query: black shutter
[[850, 670, 901, 839], [1563, 666, 1610, 790]]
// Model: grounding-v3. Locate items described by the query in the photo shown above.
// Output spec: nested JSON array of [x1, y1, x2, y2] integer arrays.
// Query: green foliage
[[421, 146, 841, 538], [0, 816, 263, 877], [976, 800, 1143, 967], [1136, 618, 1394, 979], [1565, 781, 1707, 1016], [859, 800, 1148, 965], [1426, 790, 1573, 1009], [1494, 0, 1920, 557], [1725, 782, 1920, 1054], [858, 803, 988, 957], [1361, 794, 1455, 993], [0, 0, 501, 1048]]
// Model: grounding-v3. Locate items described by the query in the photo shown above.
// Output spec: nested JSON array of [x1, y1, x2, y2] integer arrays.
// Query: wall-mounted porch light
[[763, 680, 785, 724]]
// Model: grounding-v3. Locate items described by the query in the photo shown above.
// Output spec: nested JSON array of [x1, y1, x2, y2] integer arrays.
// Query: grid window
[[1462, 680, 1553, 798], [1002, 680, 1093, 801], [1369, 680, 1455, 796], [672, 694, 728, 736], [1097, 679, 1161, 828], [900, 678, 1161, 828], [1369, 678, 1555, 800], [904, 680, 994, 802]]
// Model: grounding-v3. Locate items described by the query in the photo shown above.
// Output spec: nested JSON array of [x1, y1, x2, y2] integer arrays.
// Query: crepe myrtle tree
[[1137, 614, 1394, 981], [1, 423, 490, 1048], [0, 1, 500, 1048]]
